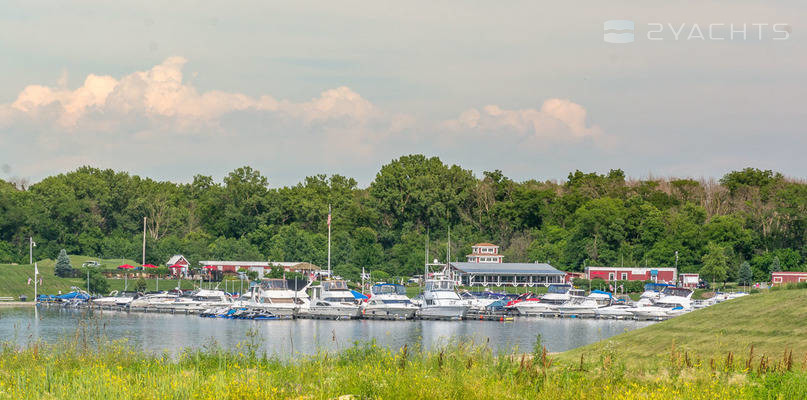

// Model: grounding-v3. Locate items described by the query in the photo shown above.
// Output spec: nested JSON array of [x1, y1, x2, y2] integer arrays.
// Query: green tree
[[770, 256, 782, 272], [738, 261, 753, 287], [700, 243, 728, 283], [86, 268, 110, 295], [54, 249, 74, 277]]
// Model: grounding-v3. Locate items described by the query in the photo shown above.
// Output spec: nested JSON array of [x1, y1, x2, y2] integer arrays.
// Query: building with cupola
[[466, 243, 504, 263], [449, 242, 566, 287]]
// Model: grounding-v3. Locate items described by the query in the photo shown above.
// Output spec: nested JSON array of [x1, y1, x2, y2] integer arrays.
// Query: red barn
[[585, 266, 677, 283], [771, 271, 807, 285]]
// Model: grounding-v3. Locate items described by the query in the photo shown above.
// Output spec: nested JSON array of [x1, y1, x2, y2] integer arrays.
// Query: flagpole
[[34, 262, 38, 302], [142, 217, 147, 266], [327, 204, 331, 279]]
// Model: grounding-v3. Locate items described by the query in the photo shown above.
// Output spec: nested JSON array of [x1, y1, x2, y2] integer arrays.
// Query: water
[[0, 307, 654, 357]]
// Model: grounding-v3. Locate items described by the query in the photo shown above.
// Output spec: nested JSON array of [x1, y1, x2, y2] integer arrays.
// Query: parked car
[[697, 280, 710, 289], [82, 260, 101, 267]]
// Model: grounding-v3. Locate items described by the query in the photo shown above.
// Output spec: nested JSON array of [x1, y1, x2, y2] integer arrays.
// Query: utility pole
[[29, 237, 36, 264], [142, 217, 147, 266], [327, 205, 331, 279]]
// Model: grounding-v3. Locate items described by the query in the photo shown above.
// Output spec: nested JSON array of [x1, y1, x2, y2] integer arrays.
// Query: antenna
[[424, 228, 429, 279]]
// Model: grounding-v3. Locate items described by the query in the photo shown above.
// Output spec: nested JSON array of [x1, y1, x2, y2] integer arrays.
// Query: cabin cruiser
[[155, 288, 231, 311], [305, 280, 361, 319], [556, 290, 613, 316], [92, 291, 141, 307], [418, 273, 469, 320], [240, 279, 310, 316], [513, 284, 583, 316], [631, 287, 693, 319], [129, 291, 179, 308], [635, 283, 673, 307], [362, 283, 418, 319], [459, 290, 508, 311]]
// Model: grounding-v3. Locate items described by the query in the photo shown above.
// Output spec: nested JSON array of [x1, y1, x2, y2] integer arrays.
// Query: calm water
[[0, 307, 653, 357]]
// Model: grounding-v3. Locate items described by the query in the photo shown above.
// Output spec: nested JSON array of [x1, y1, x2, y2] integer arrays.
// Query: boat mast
[[327, 204, 331, 279], [447, 225, 451, 278], [424, 228, 429, 279]]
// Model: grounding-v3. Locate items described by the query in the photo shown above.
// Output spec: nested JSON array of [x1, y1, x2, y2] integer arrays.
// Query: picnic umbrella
[[203, 265, 217, 270], [142, 264, 158, 268], [169, 264, 185, 268], [118, 264, 135, 269]]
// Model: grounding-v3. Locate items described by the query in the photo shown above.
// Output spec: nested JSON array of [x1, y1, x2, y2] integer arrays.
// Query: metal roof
[[449, 262, 566, 276]]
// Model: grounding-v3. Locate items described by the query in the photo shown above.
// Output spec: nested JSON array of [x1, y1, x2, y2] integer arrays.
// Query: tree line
[[1, 155, 805, 282]]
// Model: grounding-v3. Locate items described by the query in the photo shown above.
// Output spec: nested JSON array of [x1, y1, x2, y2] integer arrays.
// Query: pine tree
[[771, 256, 782, 272], [54, 249, 74, 277], [738, 261, 752, 286]]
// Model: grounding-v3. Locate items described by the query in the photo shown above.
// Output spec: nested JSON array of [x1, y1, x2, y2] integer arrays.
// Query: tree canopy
[[0, 159, 804, 280]]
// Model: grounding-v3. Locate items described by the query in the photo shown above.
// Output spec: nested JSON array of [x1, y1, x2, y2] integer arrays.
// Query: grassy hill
[[0, 255, 200, 298], [560, 288, 807, 367]]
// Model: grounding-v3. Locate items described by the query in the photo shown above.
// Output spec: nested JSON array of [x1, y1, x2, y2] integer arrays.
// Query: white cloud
[[444, 99, 603, 144], [0, 57, 611, 184]]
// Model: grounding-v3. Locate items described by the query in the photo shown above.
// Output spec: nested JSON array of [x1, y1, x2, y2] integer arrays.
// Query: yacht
[[556, 290, 612, 316], [305, 280, 361, 319], [242, 279, 310, 317], [156, 288, 231, 311], [635, 283, 673, 307], [129, 291, 178, 308], [362, 283, 418, 319], [418, 273, 469, 320], [631, 286, 693, 319], [513, 284, 582, 316], [92, 291, 141, 307]]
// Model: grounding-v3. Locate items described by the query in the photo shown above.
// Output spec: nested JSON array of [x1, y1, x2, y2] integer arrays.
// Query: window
[[609, 273, 615, 281], [773, 277, 782, 283], [621, 273, 628, 280]]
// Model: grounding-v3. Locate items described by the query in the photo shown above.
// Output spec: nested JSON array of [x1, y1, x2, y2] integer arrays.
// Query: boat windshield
[[371, 284, 406, 295], [324, 296, 355, 303], [662, 287, 692, 297], [644, 283, 671, 292], [547, 284, 571, 294], [381, 299, 411, 304], [261, 279, 289, 290], [425, 281, 454, 291], [323, 281, 348, 291]]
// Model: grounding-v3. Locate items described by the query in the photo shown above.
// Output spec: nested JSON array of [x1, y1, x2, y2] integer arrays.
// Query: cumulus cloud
[[0, 57, 607, 183], [443, 99, 603, 144], [1, 56, 396, 135]]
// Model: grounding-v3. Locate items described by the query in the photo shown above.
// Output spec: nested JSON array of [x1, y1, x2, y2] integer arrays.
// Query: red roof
[[473, 243, 498, 247]]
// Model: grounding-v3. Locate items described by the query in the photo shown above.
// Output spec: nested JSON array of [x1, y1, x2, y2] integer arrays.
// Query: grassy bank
[[0, 256, 204, 298], [561, 289, 807, 368], [0, 332, 805, 399]]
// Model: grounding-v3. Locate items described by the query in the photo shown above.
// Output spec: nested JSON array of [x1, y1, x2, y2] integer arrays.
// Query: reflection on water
[[0, 307, 653, 357]]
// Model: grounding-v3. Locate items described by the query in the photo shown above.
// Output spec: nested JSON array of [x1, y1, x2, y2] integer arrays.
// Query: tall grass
[[0, 326, 805, 399]]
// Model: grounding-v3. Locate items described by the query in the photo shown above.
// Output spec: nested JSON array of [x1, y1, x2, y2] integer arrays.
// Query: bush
[[83, 268, 110, 295], [134, 278, 147, 292]]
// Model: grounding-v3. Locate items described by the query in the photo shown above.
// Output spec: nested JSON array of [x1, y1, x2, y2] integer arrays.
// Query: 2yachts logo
[[604, 20, 791, 43]]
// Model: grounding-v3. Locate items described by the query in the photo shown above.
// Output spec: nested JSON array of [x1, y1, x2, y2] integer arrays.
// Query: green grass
[[0, 255, 206, 297], [1, 330, 805, 399], [560, 289, 807, 368]]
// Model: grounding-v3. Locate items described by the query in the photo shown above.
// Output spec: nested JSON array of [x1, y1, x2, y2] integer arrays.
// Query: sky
[[0, 1, 804, 187]]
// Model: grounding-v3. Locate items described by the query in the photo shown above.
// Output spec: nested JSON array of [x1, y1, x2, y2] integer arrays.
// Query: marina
[[0, 306, 654, 356]]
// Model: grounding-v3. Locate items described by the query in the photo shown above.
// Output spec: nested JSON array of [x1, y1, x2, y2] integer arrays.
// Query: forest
[[0, 155, 805, 282]]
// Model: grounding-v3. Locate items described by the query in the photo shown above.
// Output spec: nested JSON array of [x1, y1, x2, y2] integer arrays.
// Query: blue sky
[[0, 1, 804, 186]]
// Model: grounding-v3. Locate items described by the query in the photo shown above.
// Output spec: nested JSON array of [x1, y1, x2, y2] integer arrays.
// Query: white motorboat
[[635, 283, 673, 307], [362, 283, 418, 319], [595, 304, 636, 319], [556, 290, 613, 316], [631, 287, 693, 319], [556, 296, 602, 316], [305, 280, 361, 319], [514, 284, 583, 316], [154, 288, 232, 311], [242, 279, 310, 316], [92, 291, 141, 307], [129, 292, 178, 308], [418, 273, 468, 320]]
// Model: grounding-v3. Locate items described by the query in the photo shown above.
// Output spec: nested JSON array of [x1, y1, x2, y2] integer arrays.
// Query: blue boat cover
[[350, 290, 368, 300], [56, 291, 91, 300]]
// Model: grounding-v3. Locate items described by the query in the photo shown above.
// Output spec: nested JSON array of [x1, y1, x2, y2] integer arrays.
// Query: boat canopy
[[547, 284, 572, 294], [371, 283, 406, 296], [350, 290, 368, 300], [323, 280, 348, 291], [590, 290, 613, 298], [643, 283, 673, 291], [425, 280, 455, 291]]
